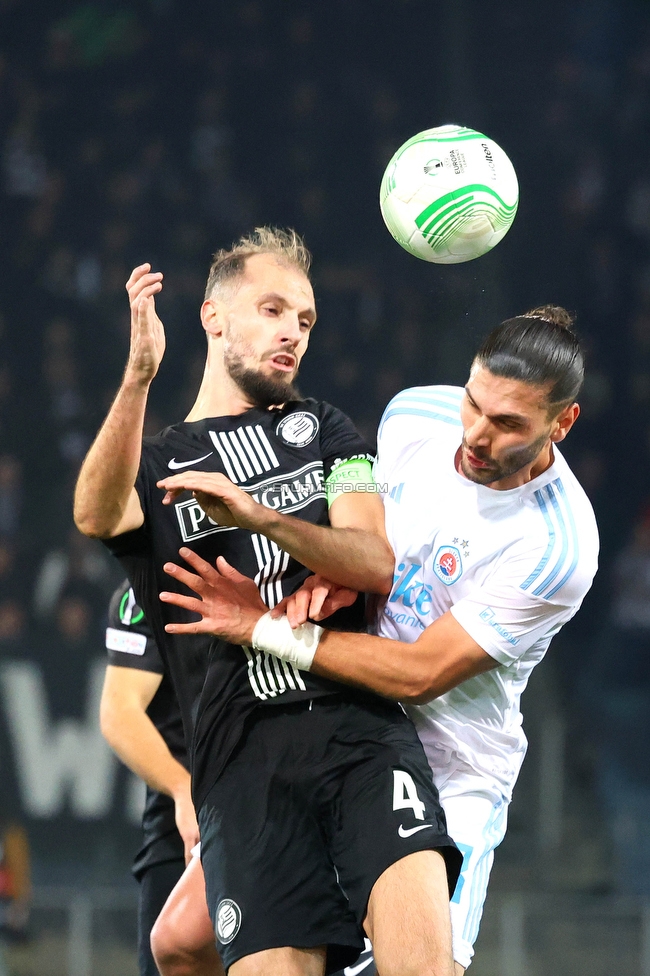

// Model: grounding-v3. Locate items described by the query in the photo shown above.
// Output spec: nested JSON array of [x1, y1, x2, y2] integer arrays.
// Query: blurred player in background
[[75, 229, 461, 976], [159, 306, 598, 973], [100, 581, 221, 976], [0, 820, 30, 941]]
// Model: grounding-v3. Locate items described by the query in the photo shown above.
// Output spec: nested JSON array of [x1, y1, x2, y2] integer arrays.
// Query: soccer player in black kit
[[74, 229, 460, 976], [100, 581, 204, 976]]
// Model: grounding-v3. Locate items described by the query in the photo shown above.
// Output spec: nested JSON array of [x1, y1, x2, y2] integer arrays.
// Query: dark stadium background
[[1, 1, 649, 973]]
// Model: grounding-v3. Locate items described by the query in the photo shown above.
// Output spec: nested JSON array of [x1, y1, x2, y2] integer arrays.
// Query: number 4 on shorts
[[392, 770, 425, 821]]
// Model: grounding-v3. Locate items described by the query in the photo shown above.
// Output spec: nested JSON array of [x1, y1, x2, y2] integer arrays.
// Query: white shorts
[[437, 773, 509, 970], [190, 842, 201, 859]]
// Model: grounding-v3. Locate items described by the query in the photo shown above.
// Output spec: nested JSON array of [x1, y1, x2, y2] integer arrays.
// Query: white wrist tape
[[251, 612, 323, 672]]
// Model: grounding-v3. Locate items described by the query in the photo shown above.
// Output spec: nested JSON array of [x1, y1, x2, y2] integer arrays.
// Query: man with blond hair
[[75, 228, 460, 976]]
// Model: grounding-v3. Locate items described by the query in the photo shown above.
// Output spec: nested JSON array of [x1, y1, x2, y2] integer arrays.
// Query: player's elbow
[[74, 517, 107, 539], [73, 501, 110, 539], [398, 670, 443, 705], [99, 700, 121, 750], [402, 686, 439, 705], [376, 568, 395, 596], [99, 708, 114, 746], [372, 544, 396, 595]]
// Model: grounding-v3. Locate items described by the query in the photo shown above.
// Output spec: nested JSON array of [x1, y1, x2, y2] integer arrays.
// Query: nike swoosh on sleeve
[[398, 823, 435, 838], [168, 453, 214, 469]]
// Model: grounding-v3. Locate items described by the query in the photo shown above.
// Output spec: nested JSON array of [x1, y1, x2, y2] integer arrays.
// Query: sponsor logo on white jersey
[[387, 563, 433, 626], [478, 607, 520, 646]]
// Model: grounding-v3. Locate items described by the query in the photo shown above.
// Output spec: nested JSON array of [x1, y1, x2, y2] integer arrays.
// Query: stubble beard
[[460, 429, 550, 486]]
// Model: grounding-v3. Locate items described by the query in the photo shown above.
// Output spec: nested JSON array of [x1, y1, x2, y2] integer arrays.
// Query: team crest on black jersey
[[276, 411, 319, 447]]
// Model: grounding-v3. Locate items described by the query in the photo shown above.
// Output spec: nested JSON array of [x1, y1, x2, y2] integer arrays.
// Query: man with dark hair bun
[[161, 304, 598, 974]]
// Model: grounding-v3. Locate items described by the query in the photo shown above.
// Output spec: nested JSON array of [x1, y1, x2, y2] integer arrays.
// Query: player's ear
[[201, 298, 225, 338], [550, 402, 580, 443]]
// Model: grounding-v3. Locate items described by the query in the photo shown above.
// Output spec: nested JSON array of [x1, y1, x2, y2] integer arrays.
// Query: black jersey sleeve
[[317, 402, 375, 479], [105, 579, 164, 675]]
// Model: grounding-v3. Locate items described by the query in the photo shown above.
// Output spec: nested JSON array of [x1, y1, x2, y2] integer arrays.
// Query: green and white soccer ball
[[380, 124, 519, 264]]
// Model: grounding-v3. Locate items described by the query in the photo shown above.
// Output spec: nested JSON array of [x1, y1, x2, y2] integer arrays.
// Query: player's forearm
[[74, 378, 149, 538], [310, 619, 492, 703], [253, 511, 394, 594], [310, 630, 439, 701], [101, 702, 189, 799]]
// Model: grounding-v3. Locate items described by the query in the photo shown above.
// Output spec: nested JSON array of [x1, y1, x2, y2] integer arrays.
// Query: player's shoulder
[[293, 398, 373, 458], [142, 421, 197, 451], [296, 397, 352, 426], [517, 460, 598, 605], [140, 423, 199, 472], [379, 385, 464, 441], [538, 450, 598, 541]]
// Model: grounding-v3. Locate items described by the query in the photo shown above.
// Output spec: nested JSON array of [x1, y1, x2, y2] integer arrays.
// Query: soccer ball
[[379, 124, 519, 264]]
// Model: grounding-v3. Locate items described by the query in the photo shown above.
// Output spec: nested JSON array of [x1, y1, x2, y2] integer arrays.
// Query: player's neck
[[185, 357, 257, 421]]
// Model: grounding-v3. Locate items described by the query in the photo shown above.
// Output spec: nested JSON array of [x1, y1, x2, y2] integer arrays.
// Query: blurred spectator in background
[[579, 503, 650, 896], [0, 821, 31, 941], [0, 457, 22, 541], [0, 597, 26, 654], [33, 527, 115, 620]]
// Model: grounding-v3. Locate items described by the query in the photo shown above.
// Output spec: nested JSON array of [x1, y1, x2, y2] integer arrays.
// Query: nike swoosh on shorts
[[345, 956, 375, 975], [398, 823, 435, 838], [168, 453, 214, 469]]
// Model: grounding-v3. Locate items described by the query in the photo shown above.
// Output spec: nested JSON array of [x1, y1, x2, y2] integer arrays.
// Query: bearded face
[[223, 328, 301, 408]]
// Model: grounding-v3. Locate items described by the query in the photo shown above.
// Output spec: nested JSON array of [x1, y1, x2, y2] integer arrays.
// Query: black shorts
[[198, 693, 461, 974], [137, 857, 186, 976]]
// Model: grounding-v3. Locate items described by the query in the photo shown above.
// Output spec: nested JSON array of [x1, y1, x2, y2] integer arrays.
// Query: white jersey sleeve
[[451, 529, 597, 666], [375, 385, 464, 487]]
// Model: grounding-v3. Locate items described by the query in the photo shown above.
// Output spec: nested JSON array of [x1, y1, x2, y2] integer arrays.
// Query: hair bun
[[524, 304, 575, 330]]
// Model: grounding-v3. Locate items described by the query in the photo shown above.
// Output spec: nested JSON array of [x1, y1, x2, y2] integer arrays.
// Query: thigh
[[198, 710, 364, 975], [151, 854, 215, 957], [365, 850, 454, 976], [331, 707, 462, 927], [138, 859, 185, 976], [440, 789, 509, 971]]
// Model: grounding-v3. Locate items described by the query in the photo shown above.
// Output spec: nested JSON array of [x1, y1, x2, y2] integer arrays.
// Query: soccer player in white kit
[[158, 305, 599, 973]]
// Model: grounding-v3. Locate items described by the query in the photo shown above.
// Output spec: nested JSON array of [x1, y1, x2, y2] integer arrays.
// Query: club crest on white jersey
[[433, 545, 463, 585]]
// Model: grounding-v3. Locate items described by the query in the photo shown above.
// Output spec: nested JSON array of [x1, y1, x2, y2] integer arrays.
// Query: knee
[[150, 909, 187, 974], [150, 905, 221, 976]]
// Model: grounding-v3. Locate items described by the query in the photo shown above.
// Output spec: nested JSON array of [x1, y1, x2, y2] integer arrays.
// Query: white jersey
[[375, 384, 599, 799]]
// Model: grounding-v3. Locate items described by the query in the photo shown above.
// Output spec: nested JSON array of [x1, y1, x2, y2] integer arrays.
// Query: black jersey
[[105, 398, 373, 811], [106, 581, 186, 878]]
